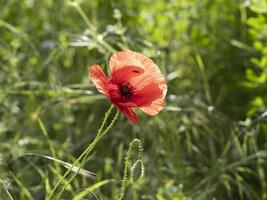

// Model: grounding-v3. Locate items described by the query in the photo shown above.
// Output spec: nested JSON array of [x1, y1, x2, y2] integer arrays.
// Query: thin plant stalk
[[56, 109, 120, 199], [48, 105, 117, 200]]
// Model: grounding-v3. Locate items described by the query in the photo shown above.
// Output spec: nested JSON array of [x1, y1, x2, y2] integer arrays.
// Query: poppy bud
[[131, 160, 144, 183]]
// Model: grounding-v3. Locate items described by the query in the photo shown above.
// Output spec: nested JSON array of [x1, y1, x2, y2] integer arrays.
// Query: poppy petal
[[130, 82, 165, 115], [132, 82, 162, 106], [120, 107, 139, 124], [117, 101, 137, 107], [129, 53, 167, 94], [139, 98, 165, 116], [111, 66, 144, 84], [109, 51, 143, 74], [89, 65, 108, 94]]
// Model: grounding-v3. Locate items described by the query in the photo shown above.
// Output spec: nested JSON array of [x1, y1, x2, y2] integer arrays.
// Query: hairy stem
[[56, 109, 120, 199], [119, 139, 143, 200], [48, 105, 115, 200]]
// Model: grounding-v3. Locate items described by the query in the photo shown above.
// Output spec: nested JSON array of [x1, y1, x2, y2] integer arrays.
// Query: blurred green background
[[1, 0, 267, 199]]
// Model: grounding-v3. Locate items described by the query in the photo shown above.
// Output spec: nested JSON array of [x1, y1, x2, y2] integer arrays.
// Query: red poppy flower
[[89, 50, 167, 124]]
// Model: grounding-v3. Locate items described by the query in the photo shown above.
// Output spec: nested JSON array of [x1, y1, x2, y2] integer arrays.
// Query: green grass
[[1, 0, 267, 199]]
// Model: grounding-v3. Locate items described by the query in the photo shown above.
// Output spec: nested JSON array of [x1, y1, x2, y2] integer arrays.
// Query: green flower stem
[[48, 105, 116, 200], [56, 109, 120, 199]]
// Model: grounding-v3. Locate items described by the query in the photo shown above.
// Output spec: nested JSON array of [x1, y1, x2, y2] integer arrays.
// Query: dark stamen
[[119, 82, 133, 98]]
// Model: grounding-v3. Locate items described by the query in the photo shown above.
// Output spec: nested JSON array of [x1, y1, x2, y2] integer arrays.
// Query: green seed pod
[[131, 160, 144, 183]]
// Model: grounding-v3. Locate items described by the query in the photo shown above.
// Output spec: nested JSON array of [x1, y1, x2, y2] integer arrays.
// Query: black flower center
[[119, 82, 134, 98]]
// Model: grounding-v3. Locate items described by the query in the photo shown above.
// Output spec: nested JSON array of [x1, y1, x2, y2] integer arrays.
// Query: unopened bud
[[131, 160, 144, 183]]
